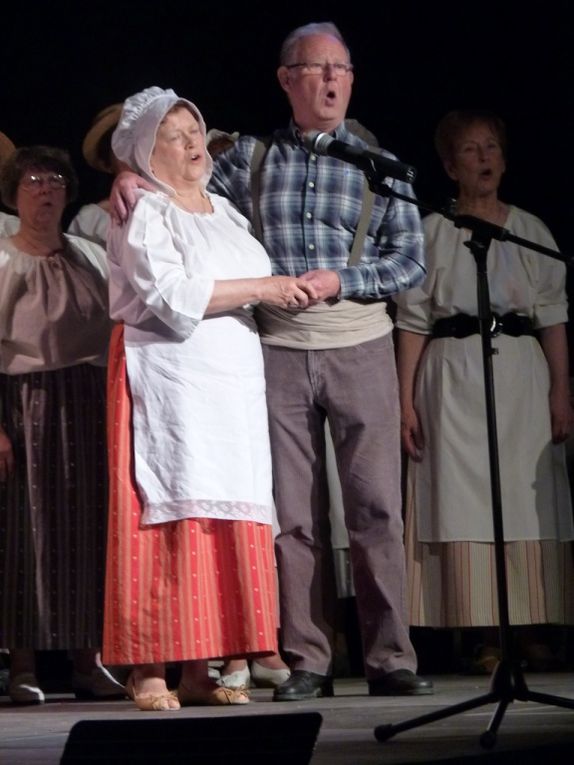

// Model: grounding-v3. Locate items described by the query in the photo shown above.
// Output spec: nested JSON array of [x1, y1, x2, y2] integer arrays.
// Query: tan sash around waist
[[256, 299, 393, 350]]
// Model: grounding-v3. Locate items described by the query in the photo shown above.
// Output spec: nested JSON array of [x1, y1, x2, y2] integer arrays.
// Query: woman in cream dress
[[395, 110, 574, 667]]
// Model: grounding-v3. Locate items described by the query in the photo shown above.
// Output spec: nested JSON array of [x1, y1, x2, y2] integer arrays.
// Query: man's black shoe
[[273, 670, 334, 701], [368, 669, 434, 696]]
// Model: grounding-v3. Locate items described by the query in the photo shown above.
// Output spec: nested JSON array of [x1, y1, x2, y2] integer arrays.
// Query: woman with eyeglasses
[[0, 146, 125, 704]]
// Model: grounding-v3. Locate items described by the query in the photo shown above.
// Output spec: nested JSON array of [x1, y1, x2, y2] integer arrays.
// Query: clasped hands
[[110, 172, 342, 309], [268, 269, 340, 310]]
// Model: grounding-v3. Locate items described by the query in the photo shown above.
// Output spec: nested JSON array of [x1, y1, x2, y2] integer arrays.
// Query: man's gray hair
[[279, 22, 351, 65]]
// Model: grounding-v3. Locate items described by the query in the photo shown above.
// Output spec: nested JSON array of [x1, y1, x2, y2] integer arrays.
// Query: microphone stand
[[362, 163, 574, 749]]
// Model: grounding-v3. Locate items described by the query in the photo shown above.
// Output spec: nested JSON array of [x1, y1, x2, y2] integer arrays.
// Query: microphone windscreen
[[302, 130, 326, 153]]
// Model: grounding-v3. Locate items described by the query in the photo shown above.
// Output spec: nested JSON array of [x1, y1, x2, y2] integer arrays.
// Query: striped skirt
[[0, 365, 107, 649], [405, 479, 574, 627], [102, 324, 278, 666]]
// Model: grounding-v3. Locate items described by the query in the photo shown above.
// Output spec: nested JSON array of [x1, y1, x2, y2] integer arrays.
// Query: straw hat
[[82, 103, 123, 173], [206, 128, 239, 157], [0, 131, 16, 169]]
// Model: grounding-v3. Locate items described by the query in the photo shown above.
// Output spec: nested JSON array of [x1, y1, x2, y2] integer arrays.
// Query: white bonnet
[[112, 86, 213, 193]]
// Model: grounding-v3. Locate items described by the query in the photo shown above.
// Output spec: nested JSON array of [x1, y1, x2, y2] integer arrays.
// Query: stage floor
[[1, 673, 574, 764]]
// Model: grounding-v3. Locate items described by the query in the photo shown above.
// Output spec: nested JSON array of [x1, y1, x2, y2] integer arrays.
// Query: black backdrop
[[2, 0, 572, 249]]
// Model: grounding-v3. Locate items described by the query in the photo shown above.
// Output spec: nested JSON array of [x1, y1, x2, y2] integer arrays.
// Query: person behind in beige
[[200, 127, 292, 693], [0, 146, 124, 704], [103, 87, 317, 711], [395, 109, 574, 671], [68, 104, 127, 246]]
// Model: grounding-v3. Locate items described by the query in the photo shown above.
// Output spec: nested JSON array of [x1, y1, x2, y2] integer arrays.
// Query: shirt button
[[308, 243, 315, 251], [308, 181, 315, 189], [305, 212, 313, 219], [310, 154, 317, 162]]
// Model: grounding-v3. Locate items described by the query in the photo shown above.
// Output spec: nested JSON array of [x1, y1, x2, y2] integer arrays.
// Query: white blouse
[[108, 190, 274, 526], [0, 235, 110, 375]]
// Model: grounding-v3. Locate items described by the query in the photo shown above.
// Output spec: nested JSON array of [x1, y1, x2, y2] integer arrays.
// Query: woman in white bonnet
[[103, 86, 315, 710]]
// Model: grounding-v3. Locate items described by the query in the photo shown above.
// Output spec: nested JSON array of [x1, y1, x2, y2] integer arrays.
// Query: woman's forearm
[[205, 276, 316, 314], [539, 323, 570, 395], [397, 329, 430, 413]]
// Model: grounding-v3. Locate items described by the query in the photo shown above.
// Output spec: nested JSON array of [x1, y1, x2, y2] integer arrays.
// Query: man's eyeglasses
[[20, 173, 68, 191], [285, 62, 354, 76]]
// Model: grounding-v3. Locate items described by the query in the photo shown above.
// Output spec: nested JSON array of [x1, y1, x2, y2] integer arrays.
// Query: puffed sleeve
[[394, 213, 441, 334], [517, 212, 568, 329], [107, 192, 214, 338], [65, 233, 109, 279]]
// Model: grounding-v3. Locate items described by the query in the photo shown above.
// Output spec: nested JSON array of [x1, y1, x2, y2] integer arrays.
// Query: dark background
[[2, 0, 572, 250], [2, 0, 573, 678]]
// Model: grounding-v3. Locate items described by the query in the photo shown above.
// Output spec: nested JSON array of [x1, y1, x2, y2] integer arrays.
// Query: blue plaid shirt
[[209, 120, 426, 300]]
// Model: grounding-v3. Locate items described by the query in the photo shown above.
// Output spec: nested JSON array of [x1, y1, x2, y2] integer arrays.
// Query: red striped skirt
[[102, 324, 278, 666]]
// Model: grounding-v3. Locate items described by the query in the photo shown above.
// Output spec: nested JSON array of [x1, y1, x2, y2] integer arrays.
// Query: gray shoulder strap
[[348, 180, 375, 267], [346, 119, 378, 267], [250, 136, 272, 244]]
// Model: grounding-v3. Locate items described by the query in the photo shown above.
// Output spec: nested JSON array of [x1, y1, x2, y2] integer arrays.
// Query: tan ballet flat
[[178, 681, 250, 706], [126, 674, 181, 711]]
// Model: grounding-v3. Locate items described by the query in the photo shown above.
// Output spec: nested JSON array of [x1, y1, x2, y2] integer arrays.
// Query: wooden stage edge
[[1, 673, 574, 764]]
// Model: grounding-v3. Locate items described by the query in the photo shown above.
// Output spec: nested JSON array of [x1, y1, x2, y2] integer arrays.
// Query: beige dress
[[395, 207, 574, 626], [0, 235, 111, 649]]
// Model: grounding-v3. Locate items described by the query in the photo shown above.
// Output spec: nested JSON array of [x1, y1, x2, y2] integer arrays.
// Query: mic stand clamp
[[363, 162, 395, 199]]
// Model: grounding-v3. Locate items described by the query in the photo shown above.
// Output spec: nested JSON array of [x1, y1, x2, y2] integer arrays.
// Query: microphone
[[303, 130, 417, 184]]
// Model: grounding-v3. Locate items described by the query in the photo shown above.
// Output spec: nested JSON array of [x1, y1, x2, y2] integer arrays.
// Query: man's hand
[[299, 269, 341, 302], [110, 171, 155, 224], [260, 276, 318, 309]]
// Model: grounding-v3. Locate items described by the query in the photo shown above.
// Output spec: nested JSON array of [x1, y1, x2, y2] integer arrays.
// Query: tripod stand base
[[374, 661, 574, 748]]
